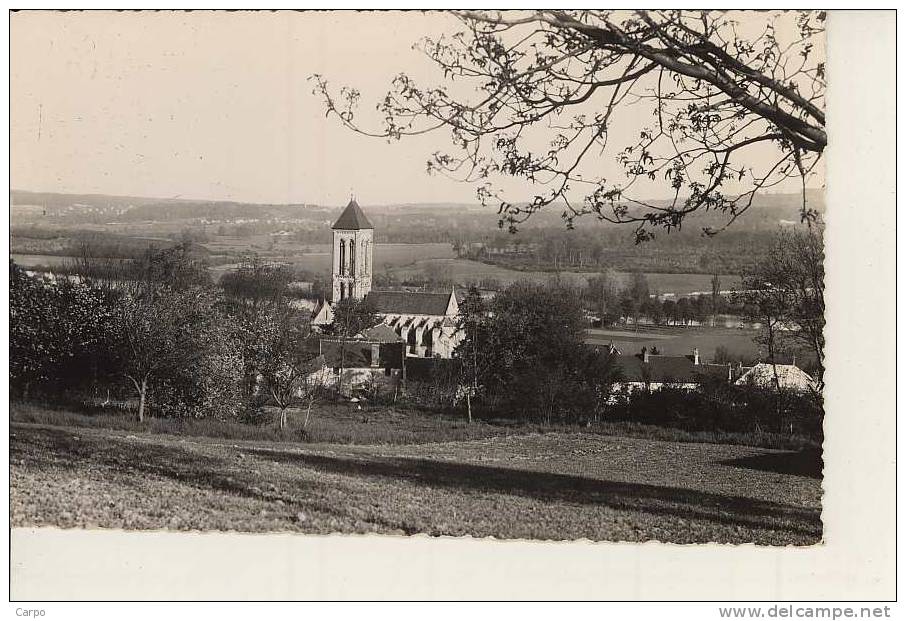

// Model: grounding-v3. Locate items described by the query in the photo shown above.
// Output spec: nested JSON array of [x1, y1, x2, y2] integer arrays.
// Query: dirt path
[[10, 422, 822, 544]]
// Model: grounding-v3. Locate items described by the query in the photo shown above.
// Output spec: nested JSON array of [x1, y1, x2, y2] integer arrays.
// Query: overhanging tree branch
[[312, 9, 825, 240]]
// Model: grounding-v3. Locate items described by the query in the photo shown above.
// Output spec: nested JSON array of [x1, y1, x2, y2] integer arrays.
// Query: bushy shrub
[[609, 379, 823, 443], [9, 261, 121, 399], [456, 282, 619, 424], [118, 284, 244, 420], [147, 348, 243, 420]]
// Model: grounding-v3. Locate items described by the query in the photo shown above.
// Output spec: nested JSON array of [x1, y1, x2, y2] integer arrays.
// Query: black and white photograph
[[5, 7, 896, 604]]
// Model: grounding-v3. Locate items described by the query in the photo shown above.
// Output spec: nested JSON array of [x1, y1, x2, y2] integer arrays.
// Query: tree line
[[10, 247, 329, 428], [456, 226, 788, 276]]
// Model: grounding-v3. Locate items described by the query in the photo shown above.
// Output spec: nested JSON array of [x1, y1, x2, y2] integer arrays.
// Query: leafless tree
[[118, 285, 212, 422], [313, 10, 825, 240], [780, 226, 825, 387], [221, 254, 294, 400], [746, 225, 825, 389], [258, 308, 324, 430], [737, 225, 825, 420]]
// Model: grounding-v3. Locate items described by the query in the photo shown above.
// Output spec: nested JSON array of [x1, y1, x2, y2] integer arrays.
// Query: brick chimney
[[693, 348, 700, 365]]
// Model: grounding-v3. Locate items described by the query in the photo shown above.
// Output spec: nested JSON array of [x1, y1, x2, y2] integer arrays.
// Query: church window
[[349, 239, 356, 276], [340, 282, 346, 300], [339, 240, 346, 276]]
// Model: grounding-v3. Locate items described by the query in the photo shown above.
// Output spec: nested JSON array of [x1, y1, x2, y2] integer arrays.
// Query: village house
[[599, 343, 818, 396], [605, 345, 733, 394], [734, 362, 817, 393], [309, 323, 406, 396]]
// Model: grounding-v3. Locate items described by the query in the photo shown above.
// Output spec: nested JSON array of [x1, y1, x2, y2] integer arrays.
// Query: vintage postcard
[[6, 8, 896, 604]]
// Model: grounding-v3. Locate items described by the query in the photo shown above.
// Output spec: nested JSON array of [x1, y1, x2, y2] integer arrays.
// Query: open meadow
[[388, 258, 743, 296], [11, 253, 77, 268], [584, 326, 763, 362], [204, 239, 455, 275], [10, 404, 822, 545]]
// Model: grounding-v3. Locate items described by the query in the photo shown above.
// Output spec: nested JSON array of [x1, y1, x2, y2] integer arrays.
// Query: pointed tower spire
[[332, 198, 373, 230], [331, 199, 374, 302]]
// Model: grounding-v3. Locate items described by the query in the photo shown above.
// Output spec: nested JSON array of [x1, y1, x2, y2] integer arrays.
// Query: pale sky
[[11, 11, 823, 206]]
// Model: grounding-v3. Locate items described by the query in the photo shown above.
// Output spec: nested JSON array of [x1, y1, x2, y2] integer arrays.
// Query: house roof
[[696, 363, 734, 381], [735, 363, 815, 391], [311, 300, 335, 326], [319, 338, 404, 369], [360, 323, 403, 343], [610, 354, 731, 384], [331, 199, 374, 230], [366, 290, 454, 316]]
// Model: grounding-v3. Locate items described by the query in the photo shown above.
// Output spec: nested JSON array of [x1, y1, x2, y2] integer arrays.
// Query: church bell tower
[[330, 198, 374, 303]]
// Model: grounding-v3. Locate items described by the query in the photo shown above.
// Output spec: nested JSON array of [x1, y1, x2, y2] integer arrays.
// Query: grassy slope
[[10, 421, 822, 545], [11, 401, 817, 451], [10, 402, 519, 445]]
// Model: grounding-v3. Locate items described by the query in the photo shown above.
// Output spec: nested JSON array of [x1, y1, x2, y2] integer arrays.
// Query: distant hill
[[11, 189, 216, 209], [11, 188, 824, 231], [10, 189, 328, 223]]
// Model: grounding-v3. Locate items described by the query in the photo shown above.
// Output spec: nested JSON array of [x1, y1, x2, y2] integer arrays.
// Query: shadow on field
[[13, 425, 821, 539], [720, 449, 823, 480], [250, 448, 821, 537], [12, 426, 312, 507]]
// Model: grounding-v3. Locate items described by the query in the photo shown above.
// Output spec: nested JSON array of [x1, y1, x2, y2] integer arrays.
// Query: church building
[[312, 199, 462, 359]]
